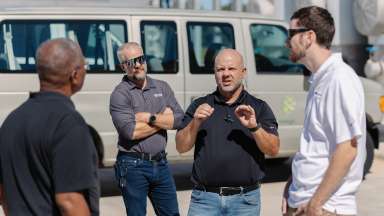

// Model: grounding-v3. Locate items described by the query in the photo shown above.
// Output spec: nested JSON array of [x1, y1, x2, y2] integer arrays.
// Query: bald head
[[214, 49, 244, 69], [36, 38, 85, 87]]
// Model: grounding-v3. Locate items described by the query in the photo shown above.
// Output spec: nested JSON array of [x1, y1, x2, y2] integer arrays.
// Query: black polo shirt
[[0, 91, 99, 215], [180, 89, 278, 187]]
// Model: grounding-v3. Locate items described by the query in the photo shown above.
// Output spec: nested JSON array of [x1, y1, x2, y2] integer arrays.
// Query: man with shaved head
[[176, 48, 280, 216], [110, 42, 183, 215], [0, 38, 99, 215]]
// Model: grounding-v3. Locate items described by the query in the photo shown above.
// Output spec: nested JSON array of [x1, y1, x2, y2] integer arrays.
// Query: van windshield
[[0, 20, 127, 73]]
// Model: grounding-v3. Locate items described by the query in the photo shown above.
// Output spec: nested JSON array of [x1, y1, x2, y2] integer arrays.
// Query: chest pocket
[[151, 91, 166, 113]]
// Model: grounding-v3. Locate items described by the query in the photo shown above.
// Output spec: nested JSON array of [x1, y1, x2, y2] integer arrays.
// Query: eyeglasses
[[287, 28, 311, 40], [122, 55, 146, 68]]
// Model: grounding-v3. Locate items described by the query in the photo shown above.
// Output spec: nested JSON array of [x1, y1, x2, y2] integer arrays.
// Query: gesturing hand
[[234, 105, 257, 129], [194, 103, 214, 123]]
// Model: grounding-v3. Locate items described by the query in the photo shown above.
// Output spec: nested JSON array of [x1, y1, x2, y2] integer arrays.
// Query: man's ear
[[70, 69, 79, 85], [242, 67, 247, 78]]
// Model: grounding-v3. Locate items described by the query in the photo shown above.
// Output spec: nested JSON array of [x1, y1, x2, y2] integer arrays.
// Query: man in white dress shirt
[[281, 6, 366, 216]]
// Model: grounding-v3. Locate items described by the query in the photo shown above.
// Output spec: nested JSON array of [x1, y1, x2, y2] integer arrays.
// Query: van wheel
[[364, 132, 374, 176]]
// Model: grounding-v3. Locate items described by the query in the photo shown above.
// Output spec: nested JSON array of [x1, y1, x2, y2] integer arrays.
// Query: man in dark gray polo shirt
[[0, 38, 99, 215], [110, 42, 183, 216]]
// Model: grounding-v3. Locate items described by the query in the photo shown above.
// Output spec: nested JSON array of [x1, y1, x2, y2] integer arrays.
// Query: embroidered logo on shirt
[[154, 93, 163, 97]]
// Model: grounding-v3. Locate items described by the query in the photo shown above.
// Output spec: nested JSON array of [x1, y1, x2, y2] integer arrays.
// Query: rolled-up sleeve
[[109, 87, 136, 140], [163, 82, 184, 129]]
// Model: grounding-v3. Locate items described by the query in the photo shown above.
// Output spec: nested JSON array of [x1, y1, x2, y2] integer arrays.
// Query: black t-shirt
[[179, 90, 278, 187], [0, 92, 99, 216]]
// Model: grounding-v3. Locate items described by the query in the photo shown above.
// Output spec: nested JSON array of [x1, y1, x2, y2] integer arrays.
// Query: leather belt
[[195, 182, 260, 196], [118, 151, 166, 162]]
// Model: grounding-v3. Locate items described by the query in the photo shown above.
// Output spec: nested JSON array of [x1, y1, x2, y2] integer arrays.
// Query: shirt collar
[[213, 87, 247, 106], [29, 91, 74, 107], [308, 52, 342, 85]]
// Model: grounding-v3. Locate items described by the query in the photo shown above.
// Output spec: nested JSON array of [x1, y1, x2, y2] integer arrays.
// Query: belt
[[194, 182, 260, 196], [118, 151, 167, 162]]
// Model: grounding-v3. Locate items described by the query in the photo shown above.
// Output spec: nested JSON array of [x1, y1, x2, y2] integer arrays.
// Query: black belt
[[195, 182, 260, 196], [118, 151, 166, 162]]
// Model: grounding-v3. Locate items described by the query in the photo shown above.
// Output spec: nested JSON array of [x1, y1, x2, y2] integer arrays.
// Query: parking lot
[[98, 148, 384, 216], [1, 149, 383, 215]]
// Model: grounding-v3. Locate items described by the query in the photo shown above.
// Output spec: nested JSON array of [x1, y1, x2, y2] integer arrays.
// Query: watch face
[[149, 115, 156, 124]]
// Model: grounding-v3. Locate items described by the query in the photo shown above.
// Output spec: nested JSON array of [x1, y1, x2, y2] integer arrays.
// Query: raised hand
[[194, 103, 214, 123], [234, 105, 257, 129]]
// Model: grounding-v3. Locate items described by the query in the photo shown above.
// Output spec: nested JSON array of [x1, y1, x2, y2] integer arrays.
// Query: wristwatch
[[249, 124, 261, 133], [148, 114, 157, 126]]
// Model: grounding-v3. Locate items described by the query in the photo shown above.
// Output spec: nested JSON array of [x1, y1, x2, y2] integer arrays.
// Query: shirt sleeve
[[256, 101, 279, 136], [323, 77, 364, 145], [162, 82, 184, 129], [178, 99, 201, 130], [51, 114, 99, 194], [109, 87, 136, 140]]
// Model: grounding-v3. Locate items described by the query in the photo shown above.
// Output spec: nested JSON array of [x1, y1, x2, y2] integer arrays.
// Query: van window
[[0, 20, 127, 73], [187, 22, 235, 74], [250, 24, 305, 74], [140, 21, 178, 74]]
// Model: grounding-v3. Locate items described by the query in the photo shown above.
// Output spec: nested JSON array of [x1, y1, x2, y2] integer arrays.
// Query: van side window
[[187, 22, 235, 74], [0, 20, 127, 73], [140, 21, 178, 74], [250, 24, 305, 74]]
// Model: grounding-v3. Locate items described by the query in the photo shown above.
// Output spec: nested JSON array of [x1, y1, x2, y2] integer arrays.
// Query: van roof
[[0, 3, 281, 22]]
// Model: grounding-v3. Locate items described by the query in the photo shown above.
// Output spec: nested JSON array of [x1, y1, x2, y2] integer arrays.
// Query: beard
[[132, 73, 146, 81], [127, 65, 147, 81], [289, 48, 305, 63], [219, 79, 242, 94]]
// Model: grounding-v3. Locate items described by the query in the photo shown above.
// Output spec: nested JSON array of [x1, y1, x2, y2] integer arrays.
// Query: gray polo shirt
[[110, 75, 183, 154]]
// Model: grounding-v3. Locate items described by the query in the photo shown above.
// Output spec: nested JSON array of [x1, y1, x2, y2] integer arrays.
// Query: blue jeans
[[114, 154, 179, 216], [187, 188, 261, 216]]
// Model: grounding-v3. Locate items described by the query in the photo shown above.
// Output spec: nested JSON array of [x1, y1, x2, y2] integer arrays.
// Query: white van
[[1, 4, 383, 174]]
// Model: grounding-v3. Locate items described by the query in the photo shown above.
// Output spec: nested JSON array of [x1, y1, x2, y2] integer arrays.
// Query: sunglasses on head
[[287, 28, 311, 40], [122, 55, 146, 67]]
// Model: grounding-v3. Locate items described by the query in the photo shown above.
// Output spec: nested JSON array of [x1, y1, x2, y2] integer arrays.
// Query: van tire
[[364, 132, 374, 176]]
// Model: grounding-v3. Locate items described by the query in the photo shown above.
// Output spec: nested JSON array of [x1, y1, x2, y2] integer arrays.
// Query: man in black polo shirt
[[110, 42, 183, 216], [0, 39, 99, 215], [176, 49, 280, 216]]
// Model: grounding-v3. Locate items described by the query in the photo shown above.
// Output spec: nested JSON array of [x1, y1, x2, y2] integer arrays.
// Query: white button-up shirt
[[288, 53, 366, 215]]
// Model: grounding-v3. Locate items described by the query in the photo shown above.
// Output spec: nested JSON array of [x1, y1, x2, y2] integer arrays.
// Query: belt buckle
[[219, 187, 230, 196]]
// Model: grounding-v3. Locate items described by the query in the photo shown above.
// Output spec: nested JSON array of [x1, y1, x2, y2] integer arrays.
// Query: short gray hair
[[117, 42, 142, 63]]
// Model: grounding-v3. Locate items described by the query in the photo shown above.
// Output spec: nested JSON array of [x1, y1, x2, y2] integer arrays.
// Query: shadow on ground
[[99, 158, 292, 197]]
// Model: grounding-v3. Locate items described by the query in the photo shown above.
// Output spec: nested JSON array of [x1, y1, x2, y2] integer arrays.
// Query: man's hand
[[163, 107, 173, 115], [306, 200, 323, 216], [135, 112, 151, 123], [281, 177, 291, 215], [234, 105, 257, 128], [293, 203, 307, 216], [193, 103, 214, 123]]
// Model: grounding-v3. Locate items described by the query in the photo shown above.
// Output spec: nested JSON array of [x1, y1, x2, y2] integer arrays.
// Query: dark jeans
[[114, 153, 179, 216]]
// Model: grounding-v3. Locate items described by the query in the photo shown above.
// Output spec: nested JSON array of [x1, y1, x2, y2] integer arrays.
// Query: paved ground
[[99, 148, 384, 216], [1, 148, 383, 215]]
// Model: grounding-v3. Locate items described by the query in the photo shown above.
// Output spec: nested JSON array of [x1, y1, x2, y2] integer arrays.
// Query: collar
[[29, 91, 74, 107], [122, 75, 156, 90], [213, 87, 247, 106], [308, 52, 341, 85]]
